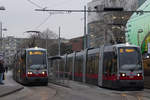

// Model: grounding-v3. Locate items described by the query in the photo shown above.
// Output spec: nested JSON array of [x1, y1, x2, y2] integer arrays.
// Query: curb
[[0, 86, 24, 97]]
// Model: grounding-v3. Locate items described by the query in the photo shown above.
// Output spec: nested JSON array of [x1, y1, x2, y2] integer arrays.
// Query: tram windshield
[[27, 51, 47, 69], [119, 47, 142, 71]]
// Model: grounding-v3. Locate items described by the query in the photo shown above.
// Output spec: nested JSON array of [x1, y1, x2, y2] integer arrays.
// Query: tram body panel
[[98, 46, 104, 87], [117, 46, 144, 88], [25, 49, 48, 84], [66, 54, 74, 80], [74, 52, 84, 82], [13, 48, 48, 85], [50, 44, 144, 89], [99, 44, 144, 89]]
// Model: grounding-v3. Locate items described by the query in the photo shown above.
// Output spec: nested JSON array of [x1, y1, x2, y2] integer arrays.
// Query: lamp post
[[1, 27, 7, 67], [0, 6, 6, 52], [137, 29, 143, 46], [0, 24, 7, 53], [58, 27, 61, 56]]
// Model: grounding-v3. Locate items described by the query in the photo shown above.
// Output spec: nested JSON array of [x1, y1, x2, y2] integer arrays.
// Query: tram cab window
[[103, 52, 117, 75], [119, 47, 142, 71]]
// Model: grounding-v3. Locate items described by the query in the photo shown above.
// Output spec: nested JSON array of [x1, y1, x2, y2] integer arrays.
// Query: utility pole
[[58, 26, 61, 56], [46, 33, 48, 50], [84, 6, 87, 49], [0, 6, 6, 52], [0, 22, 2, 49]]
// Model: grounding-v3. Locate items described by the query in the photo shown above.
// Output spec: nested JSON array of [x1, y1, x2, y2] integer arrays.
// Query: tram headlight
[[146, 56, 149, 59], [42, 71, 46, 75], [137, 73, 142, 77], [121, 73, 126, 77], [27, 71, 33, 75]]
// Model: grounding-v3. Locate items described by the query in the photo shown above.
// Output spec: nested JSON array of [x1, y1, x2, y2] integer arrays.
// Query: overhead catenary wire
[[27, 0, 72, 29], [35, 14, 51, 29], [27, 0, 52, 29], [35, 9, 150, 13], [27, 0, 43, 8]]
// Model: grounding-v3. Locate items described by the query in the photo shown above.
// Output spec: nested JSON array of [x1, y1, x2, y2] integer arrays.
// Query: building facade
[[69, 37, 83, 52], [126, 0, 150, 53], [3, 36, 26, 67], [87, 0, 139, 48]]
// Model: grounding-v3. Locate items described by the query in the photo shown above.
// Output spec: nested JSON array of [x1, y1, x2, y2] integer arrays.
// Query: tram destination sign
[[29, 51, 43, 55]]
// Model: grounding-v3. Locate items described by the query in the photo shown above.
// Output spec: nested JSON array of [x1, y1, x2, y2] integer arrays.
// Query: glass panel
[[119, 47, 142, 71], [27, 50, 47, 69]]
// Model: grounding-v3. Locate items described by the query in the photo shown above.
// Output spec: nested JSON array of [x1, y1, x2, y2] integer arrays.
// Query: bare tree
[[40, 28, 58, 39], [18, 28, 72, 56]]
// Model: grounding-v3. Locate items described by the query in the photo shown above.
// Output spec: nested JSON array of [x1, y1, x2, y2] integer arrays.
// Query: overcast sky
[[0, 0, 91, 39]]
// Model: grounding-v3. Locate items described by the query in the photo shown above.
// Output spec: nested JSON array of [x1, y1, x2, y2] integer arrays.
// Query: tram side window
[[21, 53, 26, 67], [59, 59, 65, 72], [67, 57, 73, 73], [94, 54, 99, 74], [21, 53, 26, 72], [51, 60, 57, 73], [103, 52, 117, 75], [87, 53, 99, 74], [87, 55, 92, 73], [66, 57, 70, 72], [53, 60, 59, 73], [75, 55, 83, 73], [91, 56, 95, 74], [111, 54, 117, 74]]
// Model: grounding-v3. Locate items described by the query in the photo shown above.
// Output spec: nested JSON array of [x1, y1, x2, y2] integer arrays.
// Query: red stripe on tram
[[27, 73, 47, 77], [119, 76, 143, 80], [74, 73, 83, 77], [103, 75, 117, 81], [86, 74, 98, 79], [74, 73, 98, 79]]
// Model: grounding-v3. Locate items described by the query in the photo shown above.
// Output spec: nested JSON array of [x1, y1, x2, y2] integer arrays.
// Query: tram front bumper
[[26, 77, 48, 83], [118, 80, 144, 89]]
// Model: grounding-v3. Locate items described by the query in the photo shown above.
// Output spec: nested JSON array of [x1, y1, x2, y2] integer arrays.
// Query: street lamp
[[137, 29, 143, 46]]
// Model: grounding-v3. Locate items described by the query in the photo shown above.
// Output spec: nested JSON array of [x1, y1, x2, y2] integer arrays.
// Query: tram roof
[[48, 56, 62, 60], [26, 47, 46, 51], [113, 44, 140, 48]]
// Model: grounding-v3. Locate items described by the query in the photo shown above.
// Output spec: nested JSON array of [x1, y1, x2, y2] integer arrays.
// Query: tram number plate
[[129, 76, 134, 78]]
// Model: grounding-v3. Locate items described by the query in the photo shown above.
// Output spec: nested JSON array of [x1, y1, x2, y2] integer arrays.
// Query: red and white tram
[[13, 47, 48, 85], [50, 44, 144, 89]]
